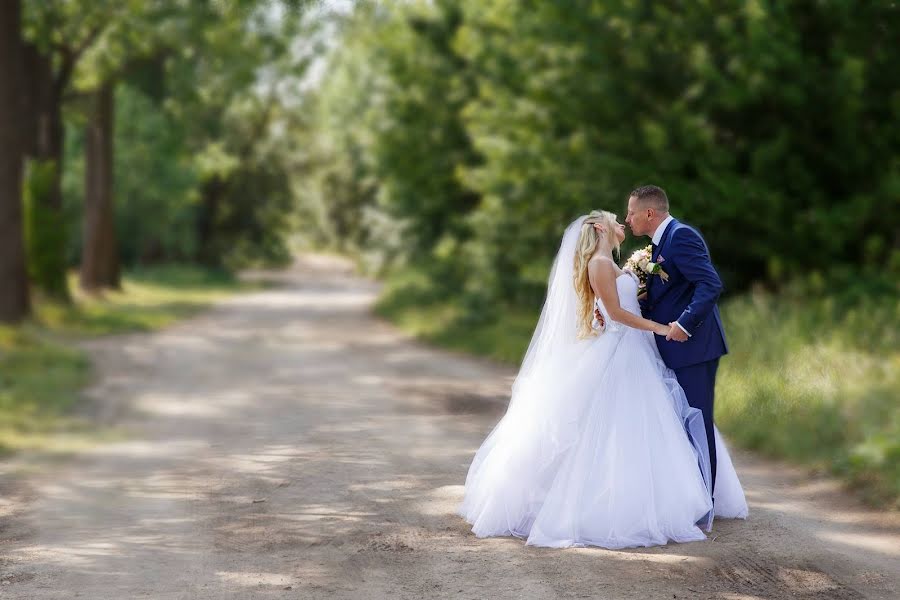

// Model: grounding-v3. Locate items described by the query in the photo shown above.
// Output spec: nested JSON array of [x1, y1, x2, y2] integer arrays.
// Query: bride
[[458, 211, 748, 549]]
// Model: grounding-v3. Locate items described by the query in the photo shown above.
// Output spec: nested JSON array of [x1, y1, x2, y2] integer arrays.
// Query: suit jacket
[[641, 218, 728, 369]]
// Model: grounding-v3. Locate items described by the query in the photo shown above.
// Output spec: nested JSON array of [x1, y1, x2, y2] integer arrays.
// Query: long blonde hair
[[573, 210, 621, 339]]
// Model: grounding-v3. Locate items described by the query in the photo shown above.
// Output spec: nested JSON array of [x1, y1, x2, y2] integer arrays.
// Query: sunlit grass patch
[[31, 266, 252, 337], [717, 291, 899, 507], [0, 325, 92, 454], [374, 266, 536, 364]]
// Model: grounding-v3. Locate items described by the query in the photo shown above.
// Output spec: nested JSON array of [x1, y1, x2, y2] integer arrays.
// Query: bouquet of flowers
[[624, 245, 668, 294]]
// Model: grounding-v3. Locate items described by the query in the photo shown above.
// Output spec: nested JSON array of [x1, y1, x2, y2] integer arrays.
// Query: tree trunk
[[196, 176, 225, 267], [80, 80, 120, 292], [21, 44, 70, 301], [0, 0, 30, 323]]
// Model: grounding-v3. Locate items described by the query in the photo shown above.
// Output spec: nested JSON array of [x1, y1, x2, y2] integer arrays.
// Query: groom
[[625, 185, 728, 495]]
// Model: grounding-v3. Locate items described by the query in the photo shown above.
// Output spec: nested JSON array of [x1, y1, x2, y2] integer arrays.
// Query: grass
[[0, 326, 93, 454], [34, 266, 249, 336], [0, 265, 258, 455], [375, 269, 536, 364], [376, 269, 900, 508], [716, 290, 899, 507]]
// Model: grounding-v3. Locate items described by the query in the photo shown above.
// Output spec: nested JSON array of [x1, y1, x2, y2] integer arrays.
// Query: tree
[[161, 1, 311, 268], [22, 0, 113, 300], [452, 0, 900, 304], [80, 79, 120, 290], [0, 0, 30, 322], [301, 0, 481, 282], [26, 0, 314, 290], [307, 0, 899, 321], [75, 5, 170, 292], [74, 1, 214, 291]]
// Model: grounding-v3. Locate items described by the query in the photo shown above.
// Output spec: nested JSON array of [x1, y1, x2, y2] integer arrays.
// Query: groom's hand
[[593, 307, 605, 328], [666, 322, 689, 342]]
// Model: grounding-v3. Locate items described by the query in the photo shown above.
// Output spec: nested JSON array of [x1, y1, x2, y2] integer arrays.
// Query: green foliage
[[717, 286, 900, 506], [23, 160, 70, 301], [297, 11, 382, 255], [300, 0, 481, 278], [202, 161, 297, 270], [52, 2, 311, 272], [454, 0, 899, 301], [375, 266, 537, 364], [0, 325, 91, 454], [111, 87, 198, 265], [364, 1, 480, 253], [150, 2, 308, 269], [308, 0, 900, 307], [63, 86, 200, 266]]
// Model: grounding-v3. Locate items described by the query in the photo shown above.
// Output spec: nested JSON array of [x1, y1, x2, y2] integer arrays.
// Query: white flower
[[624, 244, 669, 288]]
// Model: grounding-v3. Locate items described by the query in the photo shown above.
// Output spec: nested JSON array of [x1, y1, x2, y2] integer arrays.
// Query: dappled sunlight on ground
[[216, 570, 294, 588], [817, 531, 899, 556]]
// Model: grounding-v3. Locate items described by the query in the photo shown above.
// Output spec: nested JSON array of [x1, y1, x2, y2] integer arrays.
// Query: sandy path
[[0, 255, 897, 600]]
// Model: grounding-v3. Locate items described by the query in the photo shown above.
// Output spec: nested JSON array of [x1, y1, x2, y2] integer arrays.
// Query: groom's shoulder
[[666, 222, 711, 256], [670, 220, 706, 243]]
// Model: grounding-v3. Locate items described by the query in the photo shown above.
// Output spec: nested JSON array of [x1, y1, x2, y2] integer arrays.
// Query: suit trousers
[[673, 358, 719, 496]]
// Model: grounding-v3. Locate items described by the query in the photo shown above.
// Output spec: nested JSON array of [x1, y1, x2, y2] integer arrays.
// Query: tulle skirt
[[458, 326, 747, 549]]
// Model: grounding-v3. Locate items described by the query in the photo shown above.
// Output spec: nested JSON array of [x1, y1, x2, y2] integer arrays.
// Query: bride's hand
[[653, 322, 670, 336]]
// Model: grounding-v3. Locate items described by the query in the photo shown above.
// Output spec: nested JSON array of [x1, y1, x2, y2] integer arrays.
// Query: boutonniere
[[624, 245, 670, 294]]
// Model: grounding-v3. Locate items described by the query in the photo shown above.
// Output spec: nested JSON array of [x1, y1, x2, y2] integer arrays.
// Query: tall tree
[[76, 14, 167, 292], [80, 80, 119, 290], [74, 0, 312, 278], [0, 0, 30, 323], [74, 2, 182, 291], [22, 1, 110, 301], [24, 0, 184, 294]]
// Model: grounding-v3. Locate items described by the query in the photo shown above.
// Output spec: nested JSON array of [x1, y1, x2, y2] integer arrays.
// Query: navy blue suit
[[641, 218, 728, 493]]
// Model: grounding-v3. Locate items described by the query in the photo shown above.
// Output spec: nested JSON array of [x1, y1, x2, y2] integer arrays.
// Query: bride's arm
[[589, 259, 669, 336]]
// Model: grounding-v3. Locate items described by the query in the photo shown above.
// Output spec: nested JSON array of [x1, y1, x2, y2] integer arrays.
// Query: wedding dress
[[458, 216, 748, 549]]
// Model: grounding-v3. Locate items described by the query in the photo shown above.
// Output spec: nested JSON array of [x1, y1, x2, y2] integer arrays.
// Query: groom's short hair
[[630, 185, 669, 212]]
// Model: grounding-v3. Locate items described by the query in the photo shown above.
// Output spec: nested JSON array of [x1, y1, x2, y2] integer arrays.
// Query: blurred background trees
[[302, 0, 899, 310], [2, 0, 312, 312], [4, 0, 895, 318]]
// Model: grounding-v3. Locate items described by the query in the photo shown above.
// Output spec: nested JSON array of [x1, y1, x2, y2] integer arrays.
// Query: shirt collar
[[651, 215, 674, 246]]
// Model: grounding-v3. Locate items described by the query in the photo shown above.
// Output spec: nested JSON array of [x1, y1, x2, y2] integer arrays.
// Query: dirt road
[[0, 255, 897, 599]]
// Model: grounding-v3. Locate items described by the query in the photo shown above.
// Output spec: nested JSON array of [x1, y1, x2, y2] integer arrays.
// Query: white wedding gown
[[458, 268, 748, 549]]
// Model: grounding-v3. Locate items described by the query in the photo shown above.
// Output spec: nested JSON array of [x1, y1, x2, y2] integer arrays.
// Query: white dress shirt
[[650, 214, 691, 338], [651, 214, 675, 246]]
